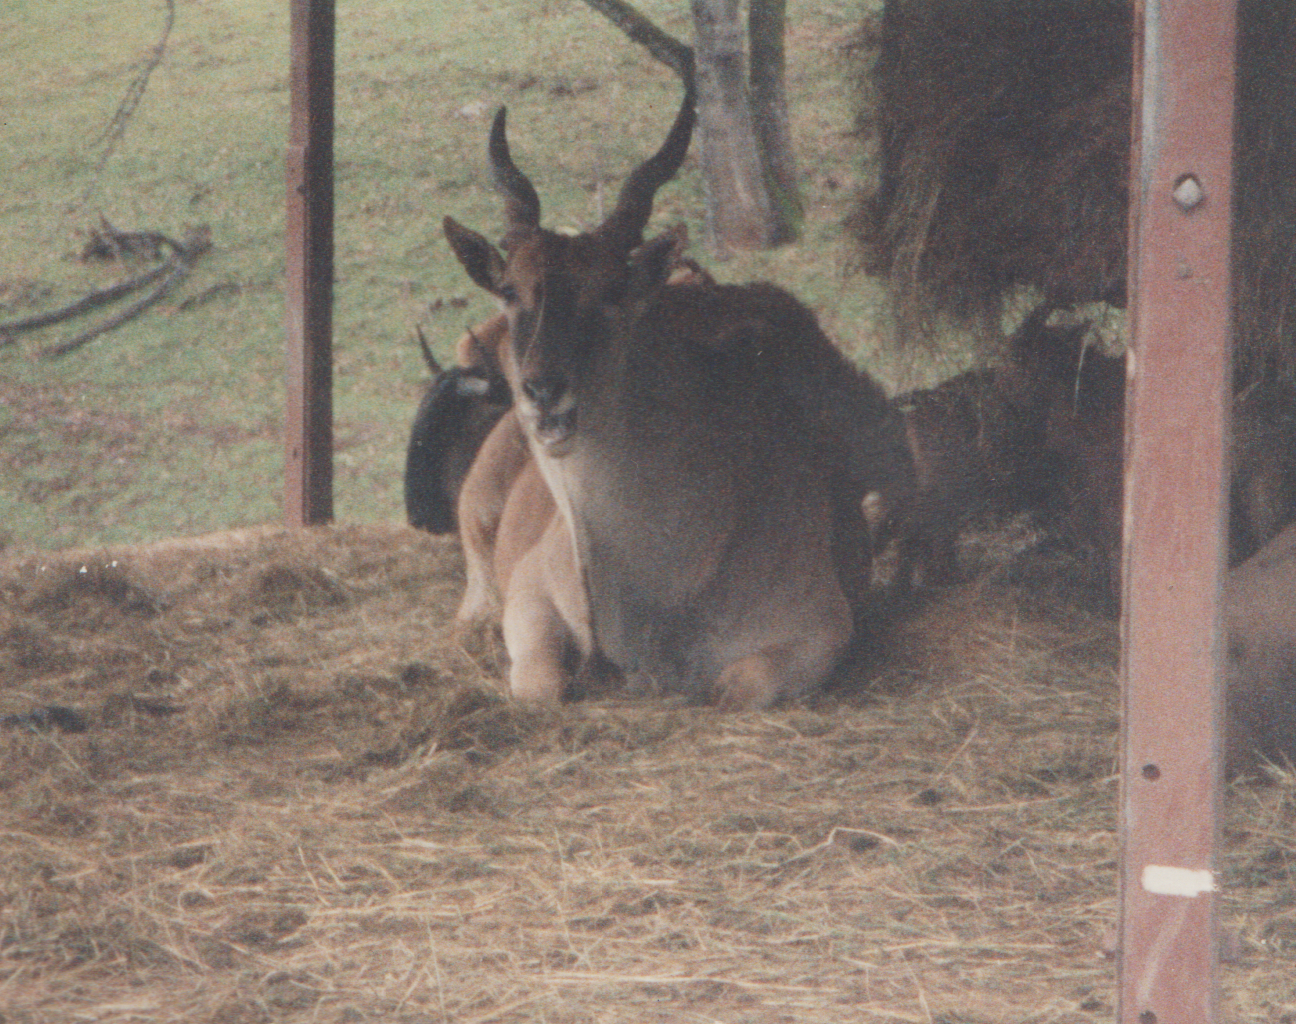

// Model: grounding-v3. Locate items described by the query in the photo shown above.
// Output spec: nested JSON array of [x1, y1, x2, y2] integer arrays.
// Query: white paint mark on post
[[1142, 865, 1217, 897]]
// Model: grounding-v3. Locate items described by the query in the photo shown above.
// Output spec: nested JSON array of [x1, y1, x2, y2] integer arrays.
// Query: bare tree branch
[[577, 0, 694, 80], [35, 226, 212, 359], [83, 0, 176, 203], [0, 223, 203, 347], [0, 264, 169, 338]]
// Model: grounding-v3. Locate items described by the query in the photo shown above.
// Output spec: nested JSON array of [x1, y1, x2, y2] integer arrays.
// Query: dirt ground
[[0, 523, 1292, 1023]]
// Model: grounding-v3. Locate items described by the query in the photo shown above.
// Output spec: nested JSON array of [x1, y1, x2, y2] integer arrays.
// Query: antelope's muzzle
[[522, 374, 577, 450]]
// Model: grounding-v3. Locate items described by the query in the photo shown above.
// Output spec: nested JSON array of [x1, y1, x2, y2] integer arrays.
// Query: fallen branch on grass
[[79, 218, 173, 262], [0, 263, 170, 337], [42, 226, 211, 358], [0, 224, 212, 356]]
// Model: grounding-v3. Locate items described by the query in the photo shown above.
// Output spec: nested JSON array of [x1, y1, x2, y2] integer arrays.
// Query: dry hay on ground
[[0, 524, 1292, 1023]]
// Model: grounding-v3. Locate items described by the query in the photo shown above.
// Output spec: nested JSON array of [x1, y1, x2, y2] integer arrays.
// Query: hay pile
[[849, 0, 1130, 348], [0, 524, 1292, 1022], [1233, 0, 1296, 386], [852, 0, 1296, 385]]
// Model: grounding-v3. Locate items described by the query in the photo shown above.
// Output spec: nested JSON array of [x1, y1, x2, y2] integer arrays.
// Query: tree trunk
[[690, 0, 781, 253], [748, 0, 802, 243], [578, 0, 800, 254]]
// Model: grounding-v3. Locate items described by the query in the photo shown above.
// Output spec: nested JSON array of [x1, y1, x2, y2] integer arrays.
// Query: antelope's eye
[[498, 283, 519, 304]]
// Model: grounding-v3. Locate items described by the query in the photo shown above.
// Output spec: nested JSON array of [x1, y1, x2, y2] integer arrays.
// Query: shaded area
[[851, 0, 1296, 387], [850, 0, 1130, 346]]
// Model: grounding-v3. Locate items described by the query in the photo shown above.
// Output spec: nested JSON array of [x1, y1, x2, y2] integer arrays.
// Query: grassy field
[[0, 0, 893, 553]]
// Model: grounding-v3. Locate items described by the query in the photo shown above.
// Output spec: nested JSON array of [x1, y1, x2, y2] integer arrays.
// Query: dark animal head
[[1000, 308, 1127, 593], [405, 323, 512, 533], [442, 79, 696, 454]]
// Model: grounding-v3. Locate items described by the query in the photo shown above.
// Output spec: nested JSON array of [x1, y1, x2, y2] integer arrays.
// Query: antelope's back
[[563, 278, 906, 691]]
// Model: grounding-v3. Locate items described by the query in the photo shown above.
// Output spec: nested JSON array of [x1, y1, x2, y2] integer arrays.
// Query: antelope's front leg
[[455, 413, 529, 622], [501, 516, 592, 703]]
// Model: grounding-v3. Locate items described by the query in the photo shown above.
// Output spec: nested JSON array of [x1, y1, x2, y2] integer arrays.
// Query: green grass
[[0, 0, 896, 553]]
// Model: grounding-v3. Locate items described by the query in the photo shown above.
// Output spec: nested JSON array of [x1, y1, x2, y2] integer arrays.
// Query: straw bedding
[[0, 524, 1292, 1022]]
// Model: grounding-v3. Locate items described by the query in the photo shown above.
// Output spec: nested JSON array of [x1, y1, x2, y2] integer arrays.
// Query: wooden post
[[1119, 2, 1236, 1022], [285, 0, 335, 527]]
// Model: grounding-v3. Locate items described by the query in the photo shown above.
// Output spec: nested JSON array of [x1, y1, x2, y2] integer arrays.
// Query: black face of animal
[[404, 355, 512, 534], [442, 82, 696, 456]]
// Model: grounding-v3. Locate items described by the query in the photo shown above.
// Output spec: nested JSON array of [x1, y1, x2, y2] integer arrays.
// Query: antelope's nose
[[522, 374, 566, 413]]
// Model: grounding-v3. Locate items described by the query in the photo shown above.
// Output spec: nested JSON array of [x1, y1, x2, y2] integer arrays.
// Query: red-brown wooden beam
[[1119, 2, 1236, 1022], [285, 0, 335, 527]]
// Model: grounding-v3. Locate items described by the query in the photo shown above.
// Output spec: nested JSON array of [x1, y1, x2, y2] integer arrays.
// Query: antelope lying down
[[443, 82, 914, 708]]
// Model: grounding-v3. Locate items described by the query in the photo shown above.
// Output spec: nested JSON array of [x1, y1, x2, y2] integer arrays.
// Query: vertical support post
[[285, 0, 335, 527], [1119, 2, 1236, 1023]]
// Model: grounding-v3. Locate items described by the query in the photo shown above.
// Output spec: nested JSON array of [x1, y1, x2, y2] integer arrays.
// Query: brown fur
[[452, 270, 718, 626], [454, 312, 510, 374], [454, 411, 532, 622], [1033, 342, 1126, 593], [993, 312, 1126, 591], [1230, 379, 1296, 565], [887, 370, 1003, 588], [444, 89, 913, 708], [1001, 313, 1296, 596], [1224, 522, 1296, 774]]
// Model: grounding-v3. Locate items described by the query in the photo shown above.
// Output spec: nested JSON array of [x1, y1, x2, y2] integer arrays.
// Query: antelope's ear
[[444, 216, 508, 296], [626, 223, 688, 294]]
